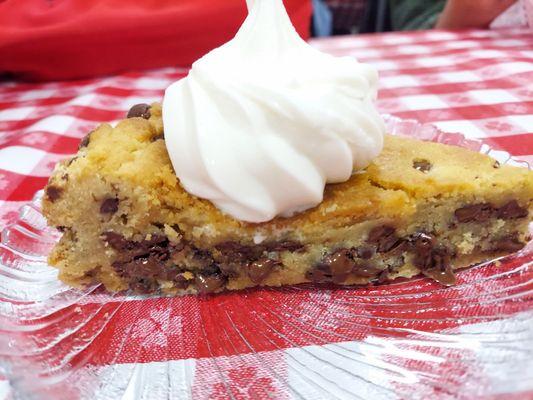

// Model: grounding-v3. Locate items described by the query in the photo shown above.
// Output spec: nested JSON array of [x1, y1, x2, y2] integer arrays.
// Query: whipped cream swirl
[[163, 0, 385, 223]]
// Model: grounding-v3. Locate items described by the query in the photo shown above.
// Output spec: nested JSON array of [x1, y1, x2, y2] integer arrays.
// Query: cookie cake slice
[[42, 103, 532, 295], [42, 0, 532, 295]]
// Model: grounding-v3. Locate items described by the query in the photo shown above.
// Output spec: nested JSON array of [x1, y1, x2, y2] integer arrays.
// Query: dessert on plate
[[43, 0, 532, 295], [43, 102, 532, 294]]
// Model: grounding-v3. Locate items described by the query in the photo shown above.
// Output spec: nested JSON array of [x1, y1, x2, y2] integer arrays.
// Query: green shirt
[[389, 0, 446, 31]]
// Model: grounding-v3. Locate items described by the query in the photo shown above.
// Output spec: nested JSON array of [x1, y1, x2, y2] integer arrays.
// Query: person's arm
[[435, 0, 517, 29]]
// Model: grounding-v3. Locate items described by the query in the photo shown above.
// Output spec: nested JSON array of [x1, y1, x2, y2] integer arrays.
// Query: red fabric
[[0, 0, 312, 81]]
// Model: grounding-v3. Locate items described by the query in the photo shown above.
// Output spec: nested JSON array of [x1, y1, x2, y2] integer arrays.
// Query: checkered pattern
[[0, 28, 532, 399]]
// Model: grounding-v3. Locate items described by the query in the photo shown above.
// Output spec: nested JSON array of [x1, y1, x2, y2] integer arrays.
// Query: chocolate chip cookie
[[42, 103, 533, 295]]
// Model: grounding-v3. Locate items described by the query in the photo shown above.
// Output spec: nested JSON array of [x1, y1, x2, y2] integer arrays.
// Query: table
[[0, 28, 532, 399]]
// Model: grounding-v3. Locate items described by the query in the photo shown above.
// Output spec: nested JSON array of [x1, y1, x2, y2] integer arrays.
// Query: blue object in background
[[312, 0, 333, 36]]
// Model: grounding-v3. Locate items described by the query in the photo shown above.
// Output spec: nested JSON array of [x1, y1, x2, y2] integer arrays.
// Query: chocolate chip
[[454, 203, 494, 223], [413, 244, 451, 272], [247, 258, 280, 283], [217, 262, 241, 279], [102, 231, 130, 251], [367, 226, 394, 243], [454, 201, 527, 223], [192, 251, 217, 269], [129, 278, 159, 294], [412, 239, 456, 286], [354, 245, 374, 259], [412, 250, 432, 271], [493, 160, 501, 169], [377, 270, 389, 283], [195, 273, 226, 294], [202, 265, 223, 278], [364, 229, 457, 285], [432, 247, 451, 271], [413, 159, 432, 173], [117, 257, 157, 279], [102, 232, 170, 261], [352, 263, 382, 278], [215, 240, 304, 264], [367, 225, 401, 253], [423, 268, 456, 286], [45, 185, 63, 202], [324, 249, 356, 282], [307, 248, 356, 284], [410, 232, 436, 252], [305, 264, 332, 283], [112, 242, 188, 293], [173, 274, 190, 290], [213, 240, 303, 282], [127, 103, 151, 119], [215, 242, 262, 262], [492, 235, 525, 252], [496, 200, 528, 220], [104, 231, 217, 294], [100, 198, 119, 214], [78, 131, 92, 149], [162, 266, 181, 282], [160, 265, 192, 289]]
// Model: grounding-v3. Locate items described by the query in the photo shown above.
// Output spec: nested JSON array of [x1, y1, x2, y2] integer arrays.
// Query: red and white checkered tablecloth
[[0, 28, 532, 399]]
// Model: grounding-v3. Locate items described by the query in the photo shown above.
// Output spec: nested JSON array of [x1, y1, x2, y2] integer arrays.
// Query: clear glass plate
[[0, 116, 532, 400]]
